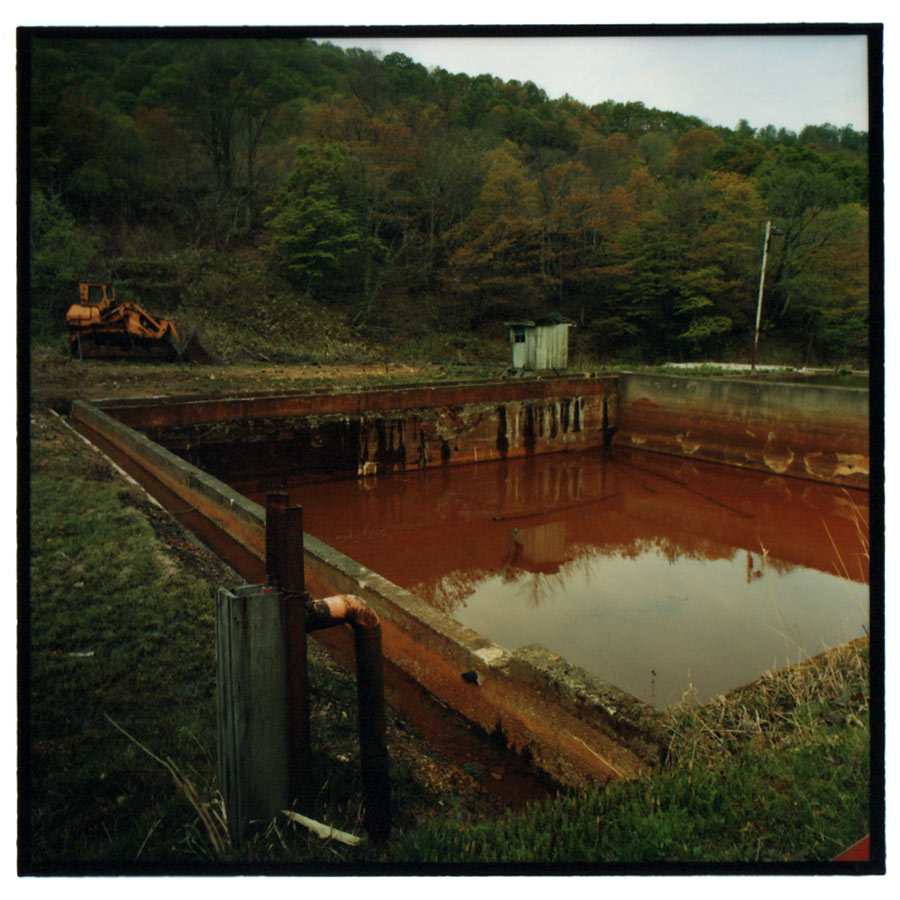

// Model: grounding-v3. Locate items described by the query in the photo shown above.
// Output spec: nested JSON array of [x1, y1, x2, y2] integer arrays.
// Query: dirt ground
[[29, 347, 451, 406]]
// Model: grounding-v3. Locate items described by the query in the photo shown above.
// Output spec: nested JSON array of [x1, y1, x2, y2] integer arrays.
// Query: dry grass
[[665, 636, 870, 773]]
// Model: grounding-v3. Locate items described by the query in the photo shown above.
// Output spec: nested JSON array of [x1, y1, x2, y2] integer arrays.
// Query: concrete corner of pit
[[508, 643, 669, 766]]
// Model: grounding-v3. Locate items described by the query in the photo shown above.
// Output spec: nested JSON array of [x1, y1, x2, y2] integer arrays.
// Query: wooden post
[[216, 584, 290, 845]]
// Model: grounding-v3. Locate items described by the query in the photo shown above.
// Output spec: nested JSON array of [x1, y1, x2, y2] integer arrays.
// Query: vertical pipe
[[281, 503, 311, 804], [354, 621, 391, 841], [306, 595, 392, 841], [281, 505, 306, 595], [265, 492, 289, 588], [266, 493, 311, 808]]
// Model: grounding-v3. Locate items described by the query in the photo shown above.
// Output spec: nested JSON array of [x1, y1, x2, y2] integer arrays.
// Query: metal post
[[265, 493, 311, 808], [264, 495, 390, 837], [354, 621, 391, 841], [281, 504, 311, 805], [265, 492, 289, 588], [751, 220, 772, 372], [281, 505, 306, 595]]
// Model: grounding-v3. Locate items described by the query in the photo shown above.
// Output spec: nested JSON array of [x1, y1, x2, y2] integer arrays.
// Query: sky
[[323, 33, 871, 135]]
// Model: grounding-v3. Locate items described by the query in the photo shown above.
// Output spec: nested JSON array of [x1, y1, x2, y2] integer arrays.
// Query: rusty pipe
[[266, 493, 312, 806], [306, 593, 381, 631], [307, 594, 391, 841]]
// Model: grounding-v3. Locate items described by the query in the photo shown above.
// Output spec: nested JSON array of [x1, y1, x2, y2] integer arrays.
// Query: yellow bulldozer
[[66, 281, 210, 362]]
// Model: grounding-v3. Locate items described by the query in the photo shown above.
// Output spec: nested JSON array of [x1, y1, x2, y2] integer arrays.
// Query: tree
[[580, 132, 638, 190], [668, 127, 724, 179], [688, 171, 766, 343], [146, 40, 297, 243], [265, 142, 368, 298], [672, 266, 733, 355], [539, 162, 636, 323], [442, 142, 544, 327], [775, 203, 869, 364], [756, 146, 863, 319], [613, 209, 688, 360], [475, 141, 541, 219], [443, 217, 544, 329], [29, 189, 98, 338], [412, 107, 484, 281], [636, 131, 673, 176]]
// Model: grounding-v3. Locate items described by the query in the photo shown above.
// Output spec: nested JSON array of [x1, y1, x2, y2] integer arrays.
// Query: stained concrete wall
[[615, 373, 869, 489], [71, 396, 667, 790], [96, 376, 618, 483]]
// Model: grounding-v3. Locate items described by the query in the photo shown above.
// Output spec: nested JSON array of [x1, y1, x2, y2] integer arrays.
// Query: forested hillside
[[27, 35, 870, 366]]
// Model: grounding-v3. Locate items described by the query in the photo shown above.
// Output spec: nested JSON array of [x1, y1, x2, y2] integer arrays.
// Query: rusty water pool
[[231, 446, 869, 710], [71, 373, 871, 789]]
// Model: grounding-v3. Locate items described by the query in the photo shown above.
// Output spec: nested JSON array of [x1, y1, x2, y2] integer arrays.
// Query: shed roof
[[504, 313, 575, 328]]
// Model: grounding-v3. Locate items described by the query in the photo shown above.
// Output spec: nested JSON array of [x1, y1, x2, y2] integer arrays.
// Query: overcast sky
[[323, 33, 871, 134]]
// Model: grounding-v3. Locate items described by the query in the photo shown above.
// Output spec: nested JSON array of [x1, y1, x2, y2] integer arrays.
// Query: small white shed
[[506, 314, 574, 371]]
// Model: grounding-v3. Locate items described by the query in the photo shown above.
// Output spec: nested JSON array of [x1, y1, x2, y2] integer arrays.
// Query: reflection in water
[[232, 448, 869, 708]]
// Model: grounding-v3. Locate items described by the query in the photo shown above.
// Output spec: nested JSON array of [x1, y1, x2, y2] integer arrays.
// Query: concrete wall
[[98, 376, 618, 483], [71, 396, 667, 790], [615, 373, 869, 489]]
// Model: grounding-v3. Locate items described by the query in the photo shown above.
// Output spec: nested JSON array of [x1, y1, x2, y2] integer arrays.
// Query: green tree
[[636, 131, 673, 177], [757, 146, 865, 320], [29, 190, 98, 339], [668, 128, 724, 179], [672, 266, 733, 355], [265, 142, 368, 298], [613, 209, 687, 360], [687, 171, 766, 346], [777, 203, 869, 364]]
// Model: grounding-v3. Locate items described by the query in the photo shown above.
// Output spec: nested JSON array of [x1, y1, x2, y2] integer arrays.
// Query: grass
[[24, 402, 873, 871], [27, 423, 221, 865], [364, 641, 869, 865]]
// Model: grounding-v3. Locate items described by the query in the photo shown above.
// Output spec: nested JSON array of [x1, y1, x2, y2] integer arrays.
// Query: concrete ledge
[[616, 373, 869, 489], [300, 532, 667, 786], [95, 375, 618, 430], [105, 378, 619, 482], [72, 399, 268, 556]]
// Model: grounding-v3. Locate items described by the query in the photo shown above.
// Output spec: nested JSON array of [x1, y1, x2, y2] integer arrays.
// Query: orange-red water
[[234, 447, 869, 709]]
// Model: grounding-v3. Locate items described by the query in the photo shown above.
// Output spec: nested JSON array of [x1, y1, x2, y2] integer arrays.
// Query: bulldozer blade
[[179, 328, 214, 364]]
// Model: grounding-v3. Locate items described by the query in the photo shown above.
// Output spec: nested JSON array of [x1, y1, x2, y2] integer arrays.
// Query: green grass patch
[[369, 714, 867, 864], [28, 430, 222, 865]]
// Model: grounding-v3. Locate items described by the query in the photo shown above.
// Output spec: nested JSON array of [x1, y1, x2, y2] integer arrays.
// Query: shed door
[[511, 327, 527, 368]]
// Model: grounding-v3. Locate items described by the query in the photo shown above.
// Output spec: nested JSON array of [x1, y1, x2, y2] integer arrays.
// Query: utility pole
[[751, 220, 772, 372]]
